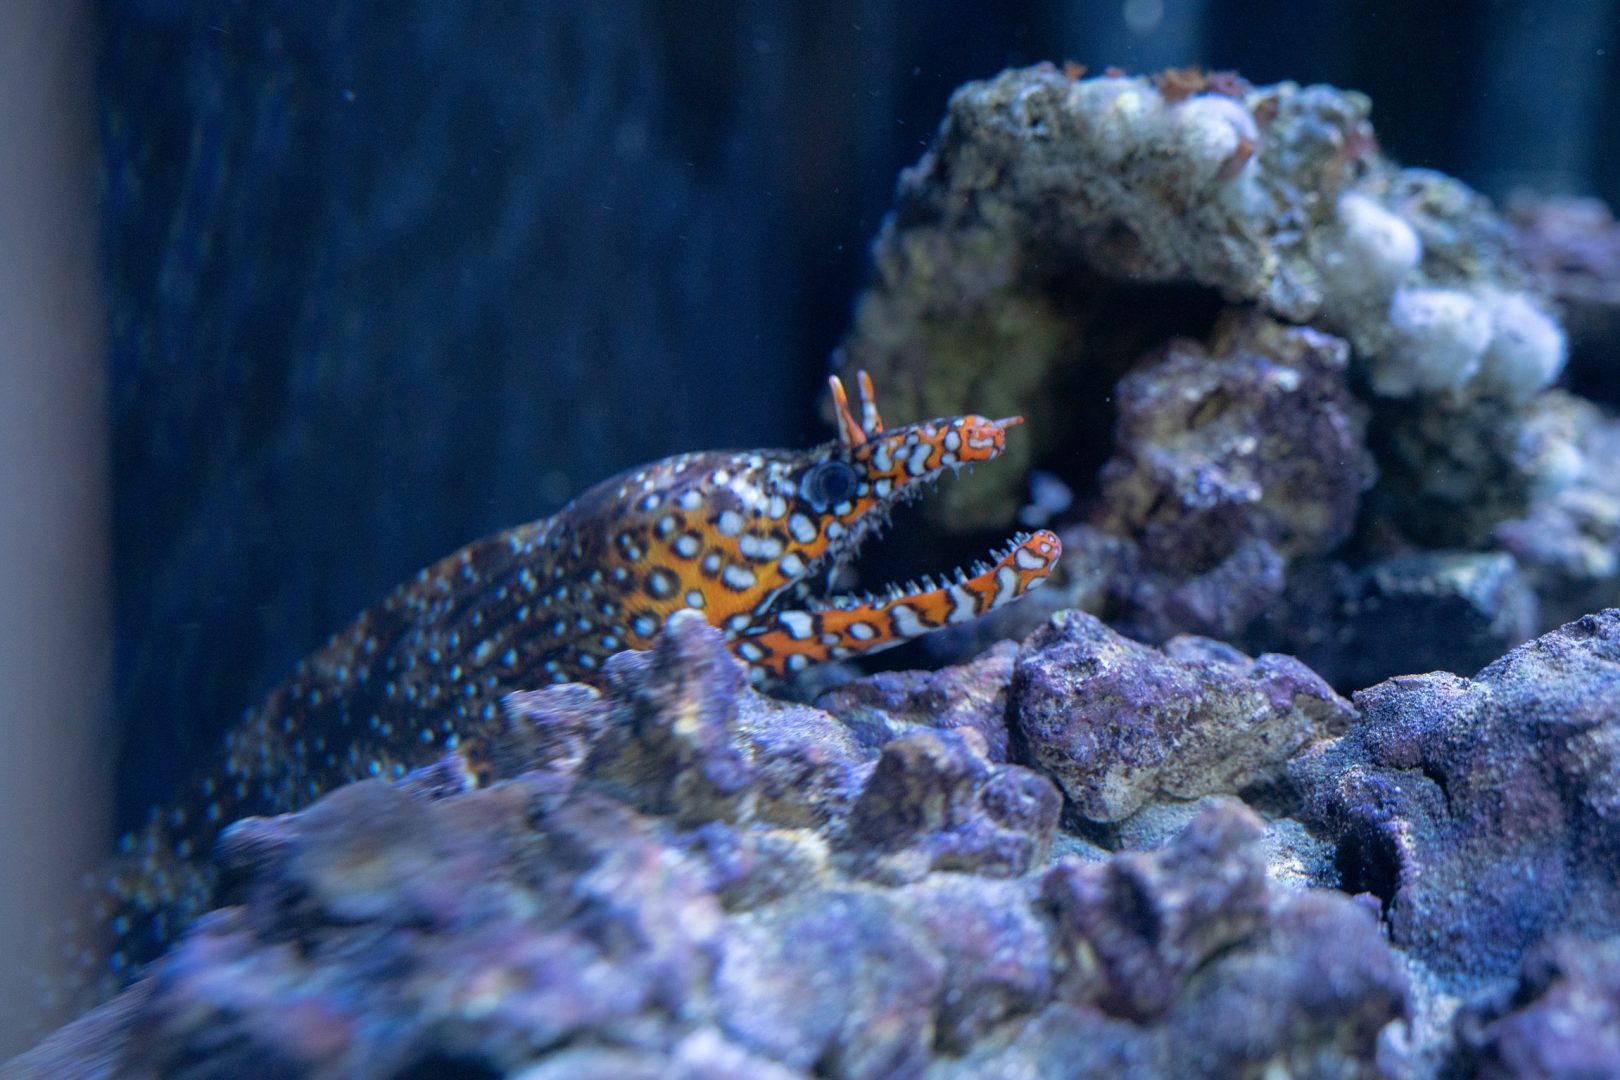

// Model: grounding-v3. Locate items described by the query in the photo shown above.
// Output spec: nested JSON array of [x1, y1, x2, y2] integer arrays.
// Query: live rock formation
[[22, 61, 1620, 1080], [12, 615, 1411, 1079]]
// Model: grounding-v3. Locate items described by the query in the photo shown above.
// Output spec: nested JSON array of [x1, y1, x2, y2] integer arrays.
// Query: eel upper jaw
[[798, 459, 1016, 615], [764, 406, 1028, 620]]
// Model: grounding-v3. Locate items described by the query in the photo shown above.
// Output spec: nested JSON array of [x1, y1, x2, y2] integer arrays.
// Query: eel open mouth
[[738, 527, 1062, 679], [732, 372, 1062, 681]]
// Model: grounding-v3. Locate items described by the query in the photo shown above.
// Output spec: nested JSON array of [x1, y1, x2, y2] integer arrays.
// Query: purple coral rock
[[687, 820, 830, 911], [937, 1002, 1158, 1078], [1117, 534, 1290, 643], [735, 695, 871, 830], [1041, 802, 1272, 1020], [224, 772, 530, 931], [497, 613, 870, 834], [813, 641, 1018, 761], [88, 785, 726, 1077], [1165, 888, 1409, 1076], [1013, 609, 1354, 822], [1462, 935, 1620, 1078], [902, 875, 1054, 1051], [1090, 312, 1374, 643], [942, 803, 1408, 1076], [584, 609, 755, 822], [1102, 312, 1373, 569], [844, 727, 1061, 880], [492, 682, 611, 780], [1293, 610, 1620, 981], [714, 889, 944, 1078], [13, 744, 1411, 1078]]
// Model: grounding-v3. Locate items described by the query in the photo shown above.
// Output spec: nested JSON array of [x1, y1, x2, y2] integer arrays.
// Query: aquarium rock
[[1083, 311, 1376, 642], [843, 63, 1564, 526], [1100, 313, 1373, 567], [1456, 935, 1620, 1077], [1511, 194, 1620, 408], [1494, 391, 1620, 627], [1013, 609, 1353, 823], [929, 803, 1409, 1078], [813, 641, 1019, 762], [1293, 610, 1620, 985], [25, 607, 1620, 1075], [14, 615, 1418, 1079]]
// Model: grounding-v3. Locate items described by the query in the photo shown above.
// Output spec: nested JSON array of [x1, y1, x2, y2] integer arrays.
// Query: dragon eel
[[77, 373, 1059, 1001]]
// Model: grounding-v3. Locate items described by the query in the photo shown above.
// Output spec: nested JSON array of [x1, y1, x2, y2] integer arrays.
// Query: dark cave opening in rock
[[392, 1052, 503, 1080], [1332, 827, 1402, 917], [1027, 268, 1232, 530]]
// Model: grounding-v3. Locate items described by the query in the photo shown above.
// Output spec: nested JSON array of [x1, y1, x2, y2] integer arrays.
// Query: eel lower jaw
[[738, 524, 1059, 682], [808, 529, 1062, 617]]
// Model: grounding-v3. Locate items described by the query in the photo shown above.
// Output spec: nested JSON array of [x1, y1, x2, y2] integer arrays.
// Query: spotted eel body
[[75, 373, 1059, 1002]]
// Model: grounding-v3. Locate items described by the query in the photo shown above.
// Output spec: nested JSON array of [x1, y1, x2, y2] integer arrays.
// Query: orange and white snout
[[954, 414, 1022, 464]]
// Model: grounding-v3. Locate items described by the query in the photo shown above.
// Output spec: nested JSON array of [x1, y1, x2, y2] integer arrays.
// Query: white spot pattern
[[647, 569, 677, 599], [779, 610, 815, 640], [890, 603, 928, 638]]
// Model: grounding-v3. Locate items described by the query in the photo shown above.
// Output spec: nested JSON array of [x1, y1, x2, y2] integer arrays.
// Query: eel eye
[[801, 460, 859, 510]]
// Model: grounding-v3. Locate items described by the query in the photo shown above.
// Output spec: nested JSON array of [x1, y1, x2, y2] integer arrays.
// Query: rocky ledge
[[16, 609, 1620, 1078]]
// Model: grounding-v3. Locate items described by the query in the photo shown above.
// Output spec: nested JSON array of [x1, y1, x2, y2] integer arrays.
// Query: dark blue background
[[100, 0, 1620, 823]]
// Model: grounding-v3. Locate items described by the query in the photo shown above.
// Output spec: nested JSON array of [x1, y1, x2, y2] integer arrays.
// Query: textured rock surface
[[1294, 611, 1620, 985], [1042, 800, 1273, 1020], [12, 618, 1411, 1079], [825, 64, 1620, 681], [843, 727, 1060, 882], [1458, 936, 1620, 1078], [949, 304, 1569, 686], [1013, 609, 1354, 822], [31, 609, 1620, 1077], [1087, 311, 1376, 642], [813, 642, 1018, 761], [1510, 194, 1620, 408], [842, 64, 1561, 525], [1100, 313, 1374, 570], [944, 805, 1407, 1079], [1493, 391, 1620, 629], [1361, 392, 1542, 550]]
